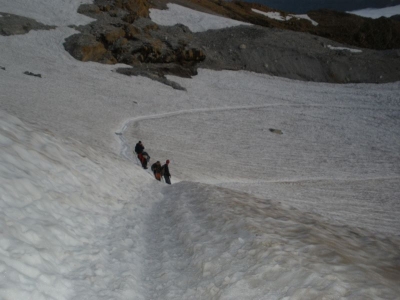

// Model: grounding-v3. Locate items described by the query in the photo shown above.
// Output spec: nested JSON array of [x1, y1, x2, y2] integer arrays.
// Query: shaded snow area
[[143, 183, 400, 299], [149, 4, 251, 32], [251, 9, 318, 26], [348, 4, 400, 19], [1, 0, 400, 298], [0, 111, 158, 299]]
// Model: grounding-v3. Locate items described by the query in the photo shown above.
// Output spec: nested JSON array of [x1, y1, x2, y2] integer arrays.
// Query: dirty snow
[[252, 8, 318, 26], [1, 0, 400, 299]]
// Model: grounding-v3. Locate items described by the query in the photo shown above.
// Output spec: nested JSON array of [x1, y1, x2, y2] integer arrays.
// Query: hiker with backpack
[[134, 141, 150, 169], [151, 161, 162, 181], [161, 160, 171, 184]]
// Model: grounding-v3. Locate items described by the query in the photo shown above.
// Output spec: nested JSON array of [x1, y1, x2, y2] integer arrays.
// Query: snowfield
[[1, 0, 400, 299], [348, 4, 400, 19]]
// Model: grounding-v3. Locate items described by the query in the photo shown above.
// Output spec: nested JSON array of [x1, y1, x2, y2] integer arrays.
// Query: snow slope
[[0, 110, 159, 299], [1, 0, 400, 299], [2, 110, 400, 299], [348, 4, 400, 19]]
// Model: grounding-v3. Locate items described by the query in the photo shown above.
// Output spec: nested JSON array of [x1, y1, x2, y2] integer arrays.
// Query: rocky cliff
[[59, 0, 400, 88]]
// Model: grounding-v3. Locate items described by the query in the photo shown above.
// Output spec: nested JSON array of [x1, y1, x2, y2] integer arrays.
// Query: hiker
[[151, 161, 162, 181], [134, 141, 148, 169], [161, 160, 171, 184], [135, 141, 144, 155]]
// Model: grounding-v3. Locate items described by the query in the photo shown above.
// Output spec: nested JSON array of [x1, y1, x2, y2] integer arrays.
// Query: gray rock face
[[64, 34, 110, 63], [63, 1, 206, 88], [65, 0, 400, 87], [0, 12, 55, 36], [192, 25, 400, 84]]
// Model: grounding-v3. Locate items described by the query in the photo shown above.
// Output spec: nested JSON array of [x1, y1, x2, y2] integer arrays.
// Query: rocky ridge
[[64, 1, 206, 89], [2, 0, 400, 88]]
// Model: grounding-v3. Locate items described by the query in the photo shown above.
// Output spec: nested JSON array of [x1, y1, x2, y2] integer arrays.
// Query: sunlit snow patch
[[150, 3, 251, 32], [252, 8, 318, 26], [327, 45, 363, 53], [348, 4, 400, 19], [252, 9, 285, 21]]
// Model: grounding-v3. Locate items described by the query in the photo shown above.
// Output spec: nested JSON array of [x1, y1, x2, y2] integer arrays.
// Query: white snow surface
[[1, 0, 400, 299], [327, 45, 363, 53], [348, 4, 400, 19], [252, 9, 318, 26], [150, 3, 251, 32]]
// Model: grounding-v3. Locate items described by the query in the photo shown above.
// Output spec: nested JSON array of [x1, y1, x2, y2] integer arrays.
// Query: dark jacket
[[161, 164, 170, 177], [151, 162, 162, 174], [135, 143, 144, 154]]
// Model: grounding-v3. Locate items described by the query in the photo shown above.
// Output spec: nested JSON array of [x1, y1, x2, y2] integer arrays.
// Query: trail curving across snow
[[116, 104, 295, 162]]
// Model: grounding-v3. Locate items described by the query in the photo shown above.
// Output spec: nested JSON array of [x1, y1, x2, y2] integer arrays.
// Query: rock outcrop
[[63, 0, 400, 88], [0, 12, 55, 36], [64, 0, 206, 89], [167, 0, 400, 50], [192, 25, 400, 84]]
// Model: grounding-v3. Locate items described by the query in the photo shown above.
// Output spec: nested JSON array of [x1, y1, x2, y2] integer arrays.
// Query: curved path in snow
[[115, 104, 289, 161], [116, 102, 400, 159]]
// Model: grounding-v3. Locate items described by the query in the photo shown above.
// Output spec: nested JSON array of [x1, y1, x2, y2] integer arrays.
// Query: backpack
[[160, 165, 165, 176]]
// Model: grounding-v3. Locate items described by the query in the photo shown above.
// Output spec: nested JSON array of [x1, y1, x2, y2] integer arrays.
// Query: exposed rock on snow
[[63, 4, 206, 88], [0, 12, 55, 36], [23, 71, 42, 78], [64, 33, 112, 63], [64, 1, 400, 86], [117, 67, 188, 90], [269, 128, 283, 134], [192, 25, 400, 83]]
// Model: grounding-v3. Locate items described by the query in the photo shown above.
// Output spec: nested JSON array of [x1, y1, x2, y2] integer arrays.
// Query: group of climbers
[[134, 141, 172, 185], [151, 160, 171, 184]]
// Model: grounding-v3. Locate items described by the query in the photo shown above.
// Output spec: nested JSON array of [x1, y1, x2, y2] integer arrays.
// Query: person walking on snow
[[135, 141, 144, 155], [134, 141, 148, 169], [161, 160, 171, 184], [151, 161, 162, 181]]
